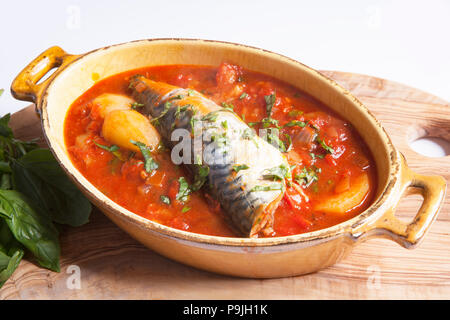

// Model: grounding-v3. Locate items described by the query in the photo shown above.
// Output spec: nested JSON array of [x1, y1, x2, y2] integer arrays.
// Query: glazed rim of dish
[[39, 38, 399, 248]]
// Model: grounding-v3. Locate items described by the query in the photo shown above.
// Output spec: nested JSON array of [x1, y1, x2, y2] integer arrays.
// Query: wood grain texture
[[1, 71, 448, 300]]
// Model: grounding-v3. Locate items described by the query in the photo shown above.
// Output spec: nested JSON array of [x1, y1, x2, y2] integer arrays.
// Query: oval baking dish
[[10, 39, 446, 278]]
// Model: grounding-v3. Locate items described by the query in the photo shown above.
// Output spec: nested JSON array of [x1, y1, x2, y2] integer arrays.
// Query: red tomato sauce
[[64, 63, 377, 237]]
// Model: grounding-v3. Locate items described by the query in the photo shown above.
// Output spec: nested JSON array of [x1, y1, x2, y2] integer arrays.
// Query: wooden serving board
[[1, 71, 449, 300]]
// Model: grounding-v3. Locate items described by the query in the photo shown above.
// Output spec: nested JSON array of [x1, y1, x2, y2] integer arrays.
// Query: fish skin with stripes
[[129, 75, 288, 237]]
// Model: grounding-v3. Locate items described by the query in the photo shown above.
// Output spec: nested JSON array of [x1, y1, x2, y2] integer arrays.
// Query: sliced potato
[[93, 93, 135, 118], [314, 172, 369, 214], [102, 110, 161, 152]]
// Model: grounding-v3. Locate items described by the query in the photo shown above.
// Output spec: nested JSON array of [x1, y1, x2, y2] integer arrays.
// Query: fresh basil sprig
[[0, 90, 92, 288]]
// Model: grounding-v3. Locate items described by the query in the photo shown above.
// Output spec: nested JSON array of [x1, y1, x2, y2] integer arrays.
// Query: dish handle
[[10, 46, 78, 109], [355, 155, 446, 248]]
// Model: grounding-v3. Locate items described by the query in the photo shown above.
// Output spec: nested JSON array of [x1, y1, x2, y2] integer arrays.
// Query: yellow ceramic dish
[[10, 39, 446, 278]]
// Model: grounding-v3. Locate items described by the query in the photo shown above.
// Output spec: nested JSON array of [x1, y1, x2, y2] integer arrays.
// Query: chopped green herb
[[160, 195, 171, 205], [94, 142, 124, 160], [181, 206, 191, 213], [94, 142, 119, 153], [263, 164, 290, 181], [248, 94, 279, 129], [194, 154, 202, 166], [187, 89, 195, 96], [241, 128, 259, 148], [201, 112, 219, 122], [176, 177, 191, 202], [241, 128, 255, 140], [130, 140, 159, 172], [191, 166, 209, 191], [211, 132, 229, 149], [284, 120, 307, 128], [150, 101, 172, 124], [130, 102, 144, 110], [221, 120, 228, 130], [295, 167, 320, 188], [174, 105, 189, 119], [169, 94, 184, 101], [261, 117, 280, 129], [288, 110, 304, 117], [264, 93, 276, 117], [239, 92, 249, 100], [232, 164, 250, 173], [190, 116, 199, 135], [221, 102, 234, 110], [250, 183, 284, 192], [262, 128, 286, 152], [283, 133, 293, 152], [310, 152, 325, 160], [316, 136, 334, 154]]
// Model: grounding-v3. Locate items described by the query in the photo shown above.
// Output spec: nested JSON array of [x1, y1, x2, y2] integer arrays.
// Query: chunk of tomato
[[216, 62, 241, 87]]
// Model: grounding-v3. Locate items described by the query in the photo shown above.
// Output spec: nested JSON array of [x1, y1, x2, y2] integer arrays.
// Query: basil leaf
[[160, 195, 171, 205], [262, 129, 286, 152], [0, 190, 60, 272], [176, 177, 191, 202], [191, 166, 209, 192], [239, 92, 248, 100], [263, 164, 290, 181], [0, 114, 13, 139], [11, 149, 91, 227], [284, 120, 307, 128], [221, 102, 234, 110], [130, 140, 159, 173], [181, 206, 191, 213], [201, 112, 219, 122], [94, 142, 124, 160], [232, 164, 249, 173], [0, 161, 11, 173], [94, 141, 119, 153], [310, 152, 324, 160], [250, 183, 284, 192], [264, 93, 276, 117], [0, 218, 24, 288], [283, 133, 293, 152], [261, 117, 280, 129], [295, 166, 320, 187], [288, 110, 303, 117], [130, 102, 144, 110], [0, 248, 23, 288], [316, 136, 335, 154], [150, 101, 172, 124]]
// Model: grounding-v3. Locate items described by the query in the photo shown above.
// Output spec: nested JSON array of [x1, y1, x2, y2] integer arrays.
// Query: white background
[[0, 0, 448, 156]]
